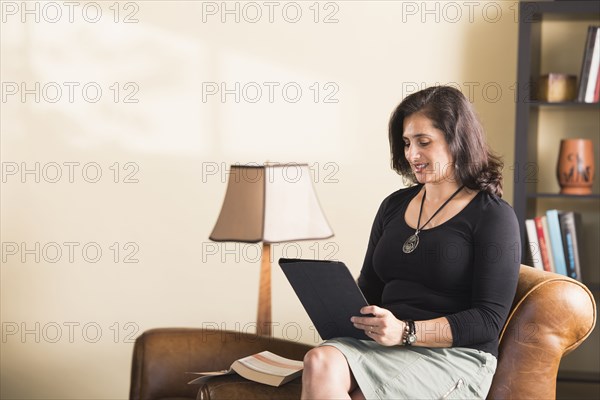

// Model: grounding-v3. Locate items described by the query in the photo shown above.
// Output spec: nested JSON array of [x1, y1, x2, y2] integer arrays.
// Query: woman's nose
[[406, 145, 420, 161]]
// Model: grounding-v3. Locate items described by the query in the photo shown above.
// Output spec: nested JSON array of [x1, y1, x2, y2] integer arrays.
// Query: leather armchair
[[130, 266, 597, 400]]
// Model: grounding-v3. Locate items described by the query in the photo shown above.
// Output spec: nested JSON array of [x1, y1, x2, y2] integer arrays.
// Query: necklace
[[402, 185, 465, 254]]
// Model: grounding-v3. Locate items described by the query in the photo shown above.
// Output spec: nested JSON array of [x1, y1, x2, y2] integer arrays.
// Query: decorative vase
[[556, 139, 595, 195]]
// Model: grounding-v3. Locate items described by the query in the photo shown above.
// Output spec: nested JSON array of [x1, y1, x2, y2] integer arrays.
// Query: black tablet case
[[278, 258, 371, 341]]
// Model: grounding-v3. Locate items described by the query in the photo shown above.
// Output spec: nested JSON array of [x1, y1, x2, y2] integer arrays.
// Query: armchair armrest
[[487, 266, 597, 400], [130, 328, 312, 400]]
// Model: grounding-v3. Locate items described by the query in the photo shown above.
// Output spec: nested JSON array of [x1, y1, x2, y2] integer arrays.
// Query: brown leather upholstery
[[129, 328, 311, 400], [196, 374, 303, 400], [487, 267, 596, 399], [130, 266, 596, 400]]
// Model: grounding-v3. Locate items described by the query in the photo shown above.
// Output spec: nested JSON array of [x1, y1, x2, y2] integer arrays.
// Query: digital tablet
[[278, 258, 371, 341]]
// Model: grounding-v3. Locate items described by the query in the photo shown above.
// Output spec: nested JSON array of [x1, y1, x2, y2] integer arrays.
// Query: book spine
[[577, 26, 597, 102], [525, 219, 543, 270], [534, 216, 551, 272], [565, 233, 576, 279], [585, 27, 600, 103], [541, 216, 556, 273], [558, 212, 577, 279], [595, 65, 600, 102], [546, 210, 567, 276], [567, 212, 584, 281]]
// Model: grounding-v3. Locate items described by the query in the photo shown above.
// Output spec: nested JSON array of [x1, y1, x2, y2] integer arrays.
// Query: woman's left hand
[[351, 305, 405, 346]]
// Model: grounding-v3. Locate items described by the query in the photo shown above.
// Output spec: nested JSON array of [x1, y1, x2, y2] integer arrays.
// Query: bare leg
[[301, 346, 358, 399]]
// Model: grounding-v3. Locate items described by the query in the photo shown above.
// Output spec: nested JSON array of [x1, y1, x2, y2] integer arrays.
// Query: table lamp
[[209, 163, 334, 336]]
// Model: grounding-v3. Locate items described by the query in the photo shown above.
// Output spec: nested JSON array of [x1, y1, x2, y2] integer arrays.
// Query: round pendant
[[403, 234, 419, 254]]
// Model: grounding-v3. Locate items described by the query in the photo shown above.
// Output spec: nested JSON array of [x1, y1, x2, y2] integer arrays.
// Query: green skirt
[[321, 338, 496, 400]]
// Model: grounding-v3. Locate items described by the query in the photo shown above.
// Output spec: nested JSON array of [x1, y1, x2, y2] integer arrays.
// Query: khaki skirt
[[321, 338, 497, 400]]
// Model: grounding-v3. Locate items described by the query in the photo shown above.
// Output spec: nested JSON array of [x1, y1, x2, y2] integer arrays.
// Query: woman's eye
[[419, 141, 430, 147], [403, 142, 410, 148]]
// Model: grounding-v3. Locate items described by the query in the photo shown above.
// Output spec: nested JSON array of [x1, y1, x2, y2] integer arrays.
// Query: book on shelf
[[577, 25, 600, 103], [541, 216, 557, 272], [595, 66, 600, 102], [187, 351, 303, 387], [587, 29, 600, 103], [546, 210, 568, 276], [534, 216, 553, 272], [527, 210, 583, 280], [533, 217, 552, 272], [558, 211, 584, 281], [525, 219, 544, 270]]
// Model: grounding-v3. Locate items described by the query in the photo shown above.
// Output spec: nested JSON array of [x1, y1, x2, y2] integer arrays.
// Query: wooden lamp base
[[256, 243, 272, 336]]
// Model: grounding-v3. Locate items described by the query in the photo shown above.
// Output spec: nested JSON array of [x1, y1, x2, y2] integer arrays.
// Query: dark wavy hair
[[389, 85, 504, 197]]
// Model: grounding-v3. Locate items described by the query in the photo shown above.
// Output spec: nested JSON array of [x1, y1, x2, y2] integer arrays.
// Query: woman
[[302, 86, 520, 400]]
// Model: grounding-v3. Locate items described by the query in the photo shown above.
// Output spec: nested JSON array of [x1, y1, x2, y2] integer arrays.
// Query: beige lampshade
[[210, 164, 334, 243]]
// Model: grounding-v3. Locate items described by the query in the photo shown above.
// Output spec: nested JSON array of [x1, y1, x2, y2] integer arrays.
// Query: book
[[595, 66, 600, 102], [534, 216, 552, 272], [541, 216, 557, 273], [577, 26, 599, 102], [546, 210, 568, 276], [558, 211, 584, 281], [187, 351, 303, 387], [525, 219, 544, 270], [585, 27, 600, 103], [558, 211, 576, 279]]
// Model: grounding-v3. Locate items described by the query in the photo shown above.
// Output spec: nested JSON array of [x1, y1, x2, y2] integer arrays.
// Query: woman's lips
[[412, 163, 429, 173]]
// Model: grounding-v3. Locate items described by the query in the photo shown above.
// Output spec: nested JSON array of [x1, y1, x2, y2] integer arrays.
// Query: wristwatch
[[402, 320, 416, 346]]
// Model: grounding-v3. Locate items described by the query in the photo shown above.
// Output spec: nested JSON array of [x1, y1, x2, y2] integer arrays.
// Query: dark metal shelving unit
[[513, 0, 600, 265], [513, 1, 600, 390]]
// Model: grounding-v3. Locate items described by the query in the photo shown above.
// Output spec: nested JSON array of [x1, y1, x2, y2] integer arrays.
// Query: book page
[[187, 369, 234, 384], [236, 351, 303, 377]]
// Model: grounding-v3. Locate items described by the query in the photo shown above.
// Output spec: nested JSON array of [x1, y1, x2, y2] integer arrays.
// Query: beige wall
[[1, 1, 518, 398]]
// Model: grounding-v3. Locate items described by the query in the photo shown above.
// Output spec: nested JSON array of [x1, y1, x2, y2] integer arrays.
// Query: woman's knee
[[303, 346, 348, 376], [303, 347, 330, 373], [303, 346, 357, 395]]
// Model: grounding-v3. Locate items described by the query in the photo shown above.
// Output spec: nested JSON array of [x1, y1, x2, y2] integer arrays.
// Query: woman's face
[[402, 112, 456, 185]]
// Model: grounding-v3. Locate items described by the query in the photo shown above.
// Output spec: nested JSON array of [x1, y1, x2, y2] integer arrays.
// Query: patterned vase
[[556, 139, 595, 195]]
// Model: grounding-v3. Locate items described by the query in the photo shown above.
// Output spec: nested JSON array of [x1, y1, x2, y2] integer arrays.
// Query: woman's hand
[[351, 306, 405, 346]]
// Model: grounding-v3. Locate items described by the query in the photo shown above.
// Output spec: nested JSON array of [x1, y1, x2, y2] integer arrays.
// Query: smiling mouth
[[412, 163, 429, 173]]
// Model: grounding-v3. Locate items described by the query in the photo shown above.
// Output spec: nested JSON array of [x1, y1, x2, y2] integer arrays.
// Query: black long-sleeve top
[[357, 185, 521, 357]]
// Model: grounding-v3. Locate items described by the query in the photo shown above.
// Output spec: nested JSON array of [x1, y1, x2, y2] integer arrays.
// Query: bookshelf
[[513, 0, 600, 393]]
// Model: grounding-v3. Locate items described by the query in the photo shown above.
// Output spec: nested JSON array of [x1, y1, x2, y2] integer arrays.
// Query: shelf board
[[526, 193, 600, 199], [529, 101, 600, 108]]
